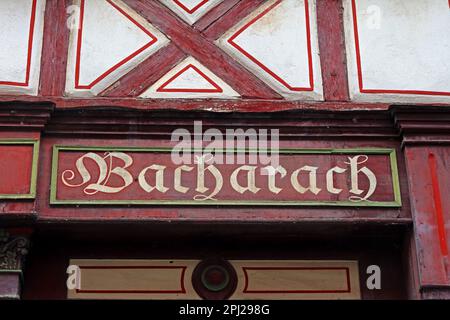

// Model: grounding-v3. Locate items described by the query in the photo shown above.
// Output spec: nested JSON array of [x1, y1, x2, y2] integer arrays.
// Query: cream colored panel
[[68, 259, 200, 300], [230, 260, 361, 300], [67, 259, 361, 300]]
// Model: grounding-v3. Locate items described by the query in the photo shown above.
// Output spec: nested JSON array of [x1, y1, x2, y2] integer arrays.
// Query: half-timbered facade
[[0, 0, 449, 299]]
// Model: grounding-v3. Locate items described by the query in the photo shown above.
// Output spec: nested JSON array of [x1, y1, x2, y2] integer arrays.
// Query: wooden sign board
[[51, 146, 401, 207], [67, 259, 361, 300]]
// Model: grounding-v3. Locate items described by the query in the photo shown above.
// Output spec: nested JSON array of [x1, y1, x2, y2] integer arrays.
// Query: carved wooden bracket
[[0, 230, 30, 271]]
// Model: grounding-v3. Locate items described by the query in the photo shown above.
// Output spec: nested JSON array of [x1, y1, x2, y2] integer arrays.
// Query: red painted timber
[[193, 0, 241, 31], [124, 0, 282, 99], [0, 131, 40, 217], [53, 149, 397, 204], [0, 145, 34, 195], [101, 44, 186, 97], [35, 136, 411, 222], [316, 0, 349, 101], [404, 147, 450, 285], [428, 153, 449, 258], [39, 0, 70, 96], [104, 0, 266, 97], [0, 95, 396, 112], [202, 0, 266, 40]]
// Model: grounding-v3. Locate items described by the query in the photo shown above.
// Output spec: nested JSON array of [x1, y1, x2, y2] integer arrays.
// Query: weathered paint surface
[[32, 131, 410, 222], [343, 0, 450, 103], [1, 0, 448, 105], [404, 147, 450, 286], [217, 0, 323, 100], [1, 0, 450, 300], [50, 147, 400, 206], [65, 0, 169, 96], [0, 0, 45, 95], [0, 142, 37, 198], [316, 0, 349, 102], [66, 259, 360, 300], [159, 0, 223, 25]]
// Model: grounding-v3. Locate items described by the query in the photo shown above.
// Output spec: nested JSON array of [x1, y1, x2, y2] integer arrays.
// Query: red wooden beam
[[39, 0, 70, 96], [193, 0, 242, 31], [202, 0, 266, 40], [0, 95, 395, 112], [110, 0, 281, 99], [316, 0, 349, 101], [102, 0, 246, 97], [101, 44, 186, 97], [103, 0, 273, 98]]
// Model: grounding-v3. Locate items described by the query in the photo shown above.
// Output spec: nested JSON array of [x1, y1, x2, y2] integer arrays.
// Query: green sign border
[[0, 139, 40, 199]]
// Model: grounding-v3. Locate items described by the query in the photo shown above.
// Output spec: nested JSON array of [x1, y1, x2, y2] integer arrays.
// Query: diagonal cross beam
[[102, 0, 281, 99]]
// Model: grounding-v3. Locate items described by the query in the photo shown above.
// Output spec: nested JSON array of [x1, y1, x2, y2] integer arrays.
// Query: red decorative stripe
[[304, 0, 314, 91], [173, 0, 209, 14], [351, 0, 364, 93], [227, 0, 314, 92], [351, 0, 450, 96], [74, 0, 85, 89], [157, 63, 223, 93], [75, 0, 158, 90], [76, 265, 187, 294], [428, 153, 449, 257], [0, 0, 37, 87], [242, 267, 351, 294]]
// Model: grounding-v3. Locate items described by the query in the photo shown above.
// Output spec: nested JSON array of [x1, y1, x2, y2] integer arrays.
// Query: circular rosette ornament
[[192, 258, 237, 300]]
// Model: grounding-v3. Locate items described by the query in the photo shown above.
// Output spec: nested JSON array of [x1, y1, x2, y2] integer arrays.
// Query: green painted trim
[[49, 145, 59, 205], [0, 139, 39, 199], [49, 199, 401, 207], [50, 145, 397, 154], [50, 146, 402, 208], [389, 149, 402, 207]]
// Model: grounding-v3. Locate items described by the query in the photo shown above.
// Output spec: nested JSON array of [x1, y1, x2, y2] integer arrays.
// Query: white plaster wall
[[0, 0, 46, 96], [65, 0, 169, 97], [217, 0, 323, 101], [343, 0, 450, 103]]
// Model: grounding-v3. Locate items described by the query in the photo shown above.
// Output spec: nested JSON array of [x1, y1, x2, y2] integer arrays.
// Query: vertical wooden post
[[39, 0, 70, 97], [395, 107, 450, 299], [316, 0, 349, 101]]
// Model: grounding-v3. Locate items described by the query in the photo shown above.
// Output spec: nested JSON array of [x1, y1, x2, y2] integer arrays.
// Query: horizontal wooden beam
[[0, 95, 399, 112]]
